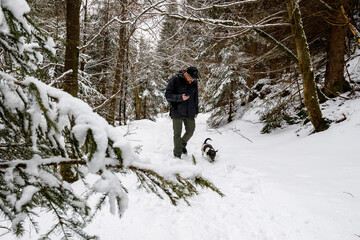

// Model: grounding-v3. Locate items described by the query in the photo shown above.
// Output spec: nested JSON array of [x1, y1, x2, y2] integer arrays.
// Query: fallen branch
[[230, 127, 254, 143], [335, 114, 347, 124]]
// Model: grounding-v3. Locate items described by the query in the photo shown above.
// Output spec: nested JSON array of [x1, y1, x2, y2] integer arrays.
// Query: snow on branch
[[79, 0, 168, 51], [158, 12, 290, 29], [78, 17, 133, 51], [0, 74, 222, 239], [183, 0, 260, 11]]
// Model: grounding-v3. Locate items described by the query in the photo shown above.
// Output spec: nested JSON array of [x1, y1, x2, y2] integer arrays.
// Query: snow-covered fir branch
[[0, 74, 222, 238]]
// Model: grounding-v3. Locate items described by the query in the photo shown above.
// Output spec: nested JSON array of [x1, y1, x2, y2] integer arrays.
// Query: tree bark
[[61, 0, 81, 182], [287, 0, 328, 132], [100, 0, 110, 96], [63, 0, 81, 97], [324, 1, 350, 97], [134, 83, 142, 120], [80, 0, 88, 72], [107, 0, 128, 125]]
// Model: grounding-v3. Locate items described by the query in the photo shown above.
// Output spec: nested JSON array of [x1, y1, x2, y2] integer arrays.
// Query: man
[[165, 66, 199, 159]]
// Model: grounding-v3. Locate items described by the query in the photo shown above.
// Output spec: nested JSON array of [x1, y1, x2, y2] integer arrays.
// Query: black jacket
[[165, 71, 199, 118]]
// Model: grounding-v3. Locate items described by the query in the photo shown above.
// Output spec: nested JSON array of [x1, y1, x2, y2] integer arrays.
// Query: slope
[[82, 97, 360, 240]]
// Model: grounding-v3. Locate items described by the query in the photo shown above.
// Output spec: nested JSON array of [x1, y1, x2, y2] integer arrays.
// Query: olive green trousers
[[172, 118, 196, 156]]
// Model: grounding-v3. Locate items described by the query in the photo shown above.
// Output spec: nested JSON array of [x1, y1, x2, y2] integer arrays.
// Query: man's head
[[184, 66, 199, 84]]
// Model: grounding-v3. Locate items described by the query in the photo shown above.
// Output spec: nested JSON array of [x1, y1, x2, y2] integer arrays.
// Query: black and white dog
[[201, 138, 218, 162]]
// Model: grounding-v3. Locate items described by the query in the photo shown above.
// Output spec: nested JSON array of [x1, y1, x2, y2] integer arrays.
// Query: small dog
[[201, 138, 218, 162]]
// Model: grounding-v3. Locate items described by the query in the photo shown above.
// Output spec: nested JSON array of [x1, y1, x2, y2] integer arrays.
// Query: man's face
[[185, 72, 195, 84]]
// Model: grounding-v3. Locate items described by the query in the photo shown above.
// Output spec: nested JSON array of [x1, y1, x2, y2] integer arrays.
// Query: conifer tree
[[203, 45, 247, 127], [0, 0, 54, 75], [157, 0, 183, 81], [132, 37, 166, 120]]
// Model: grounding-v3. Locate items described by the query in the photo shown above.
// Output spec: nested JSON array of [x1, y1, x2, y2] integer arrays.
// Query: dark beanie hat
[[186, 66, 199, 79]]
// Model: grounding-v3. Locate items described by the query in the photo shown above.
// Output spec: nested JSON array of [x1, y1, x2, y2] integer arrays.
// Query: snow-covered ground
[[84, 97, 359, 240], [3, 97, 360, 240]]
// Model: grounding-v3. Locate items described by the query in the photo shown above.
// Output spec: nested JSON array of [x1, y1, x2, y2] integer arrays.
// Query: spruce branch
[[0, 76, 223, 239]]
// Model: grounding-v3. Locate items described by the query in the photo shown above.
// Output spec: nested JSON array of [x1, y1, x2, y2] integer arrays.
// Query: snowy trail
[[84, 109, 360, 240], [8, 101, 360, 240], [85, 113, 288, 240]]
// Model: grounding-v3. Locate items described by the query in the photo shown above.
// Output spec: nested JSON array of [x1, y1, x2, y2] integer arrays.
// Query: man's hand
[[182, 94, 190, 101]]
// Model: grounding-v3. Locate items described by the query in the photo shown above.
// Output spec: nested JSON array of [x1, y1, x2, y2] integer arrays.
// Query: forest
[[0, 0, 359, 239]]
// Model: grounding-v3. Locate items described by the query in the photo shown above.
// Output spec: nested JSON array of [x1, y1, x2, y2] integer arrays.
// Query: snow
[[3, 94, 359, 240], [2, 0, 30, 19], [348, 56, 360, 82], [15, 186, 39, 212], [1, 0, 31, 33], [92, 170, 129, 216]]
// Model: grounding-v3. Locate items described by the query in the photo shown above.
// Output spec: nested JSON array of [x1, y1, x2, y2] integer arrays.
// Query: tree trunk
[[100, 0, 110, 96], [80, 0, 88, 72], [287, 0, 328, 132], [107, 0, 127, 125], [324, 1, 350, 97], [134, 83, 142, 120], [121, 85, 128, 125], [247, 38, 257, 88], [63, 0, 81, 97], [143, 96, 147, 119], [61, 0, 81, 183]]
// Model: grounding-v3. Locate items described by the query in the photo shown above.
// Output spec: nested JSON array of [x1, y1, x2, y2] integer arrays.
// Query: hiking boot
[[182, 147, 187, 155], [174, 154, 181, 159]]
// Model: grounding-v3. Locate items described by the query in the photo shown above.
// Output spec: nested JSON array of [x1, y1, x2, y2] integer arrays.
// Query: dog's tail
[[204, 138, 212, 144]]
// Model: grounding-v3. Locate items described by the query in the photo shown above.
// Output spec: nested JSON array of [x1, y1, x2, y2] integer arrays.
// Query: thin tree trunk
[[143, 96, 147, 119], [80, 0, 88, 72], [107, 0, 127, 125], [341, 5, 360, 46], [63, 0, 81, 97], [122, 84, 128, 125], [228, 80, 234, 123], [107, 27, 125, 125], [53, 0, 63, 89], [121, 31, 130, 125], [134, 83, 142, 120], [100, 0, 110, 96], [287, 0, 328, 132]]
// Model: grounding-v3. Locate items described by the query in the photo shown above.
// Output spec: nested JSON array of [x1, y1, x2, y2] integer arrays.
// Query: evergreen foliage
[[131, 37, 167, 120], [203, 45, 247, 127], [0, 2, 54, 75], [156, 0, 182, 81], [0, 75, 223, 239]]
